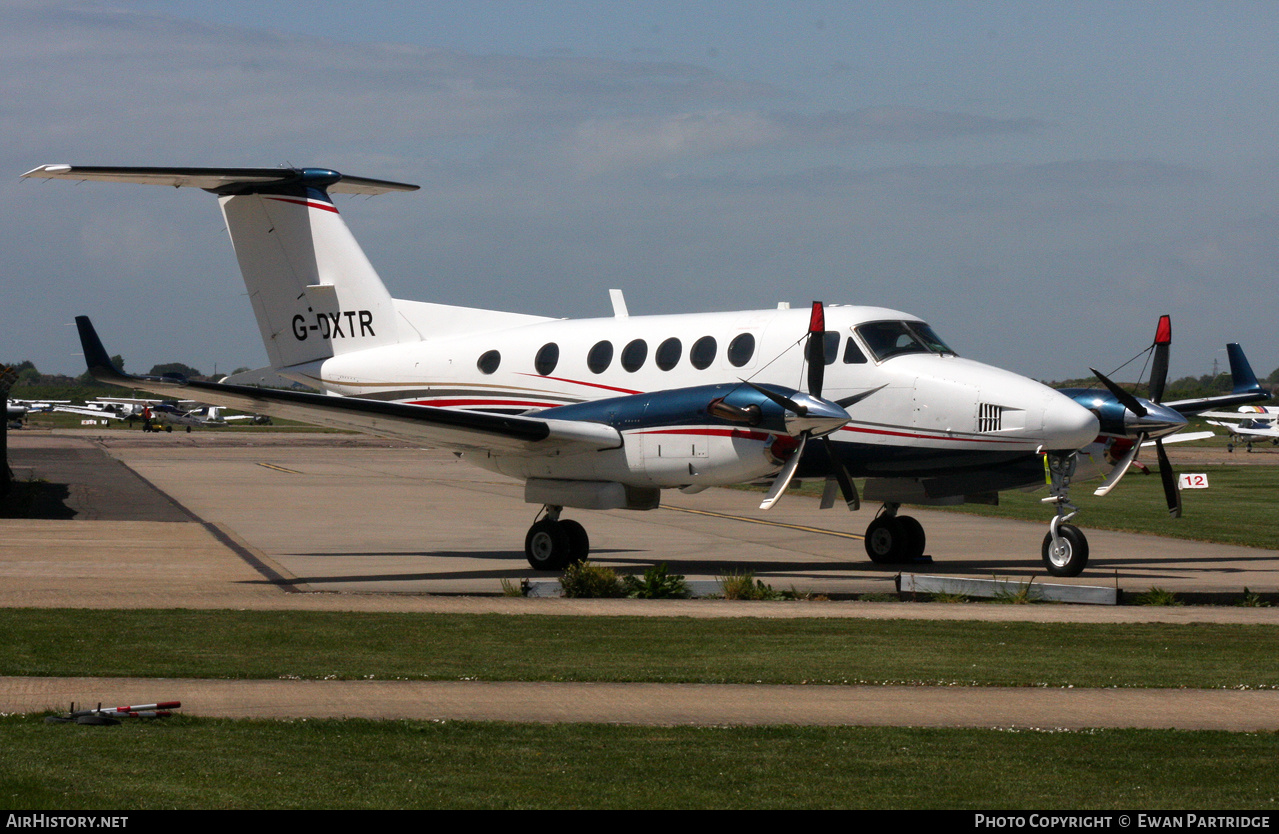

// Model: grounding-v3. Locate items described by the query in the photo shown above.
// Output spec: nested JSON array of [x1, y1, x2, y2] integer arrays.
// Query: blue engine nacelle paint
[[537, 382, 801, 436], [474, 383, 838, 494], [1060, 388, 1186, 440], [1059, 389, 1132, 437]]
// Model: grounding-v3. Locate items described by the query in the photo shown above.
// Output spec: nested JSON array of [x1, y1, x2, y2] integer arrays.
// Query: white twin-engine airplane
[[23, 164, 1267, 577]]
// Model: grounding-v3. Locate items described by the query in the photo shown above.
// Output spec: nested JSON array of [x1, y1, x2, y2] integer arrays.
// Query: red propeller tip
[[808, 301, 824, 334]]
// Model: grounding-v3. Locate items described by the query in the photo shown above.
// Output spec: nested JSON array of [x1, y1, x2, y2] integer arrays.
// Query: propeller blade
[[1090, 367, 1148, 418], [835, 384, 887, 409], [1155, 438, 1182, 518], [743, 380, 808, 416], [1093, 435, 1144, 496], [1150, 314, 1171, 403], [819, 477, 839, 509], [760, 433, 807, 510], [822, 435, 859, 510], [806, 301, 825, 398]]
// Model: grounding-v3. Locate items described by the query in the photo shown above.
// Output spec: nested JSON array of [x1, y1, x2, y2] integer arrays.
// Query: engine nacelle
[[476, 382, 834, 501]]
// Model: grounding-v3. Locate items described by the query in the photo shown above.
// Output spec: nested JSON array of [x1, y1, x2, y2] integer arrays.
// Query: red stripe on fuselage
[[515, 373, 641, 396], [839, 424, 1027, 445]]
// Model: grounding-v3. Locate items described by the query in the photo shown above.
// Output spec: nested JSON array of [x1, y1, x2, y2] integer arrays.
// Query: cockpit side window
[[804, 331, 840, 365], [843, 337, 867, 364], [855, 321, 956, 362]]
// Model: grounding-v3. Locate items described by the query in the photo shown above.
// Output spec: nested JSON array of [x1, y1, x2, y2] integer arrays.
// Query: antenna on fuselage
[[609, 289, 629, 318]]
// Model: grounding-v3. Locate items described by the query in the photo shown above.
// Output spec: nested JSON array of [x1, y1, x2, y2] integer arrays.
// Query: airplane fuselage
[[287, 303, 1099, 494]]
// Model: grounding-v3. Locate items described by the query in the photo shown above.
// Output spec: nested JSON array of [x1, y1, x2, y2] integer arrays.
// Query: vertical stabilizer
[[219, 184, 405, 368]]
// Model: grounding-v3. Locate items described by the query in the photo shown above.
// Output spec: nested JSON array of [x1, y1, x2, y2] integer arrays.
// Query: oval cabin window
[[621, 339, 648, 372], [477, 350, 501, 375], [535, 343, 559, 375], [727, 333, 755, 367], [690, 336, 717, 370], [655, 337, 682, 371], [587, 340, 614, 374]]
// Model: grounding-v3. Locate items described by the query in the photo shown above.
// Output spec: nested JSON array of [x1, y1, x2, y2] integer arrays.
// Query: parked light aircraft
[[23, 164, 1269, 577], [1204, 405, 1279, 452]]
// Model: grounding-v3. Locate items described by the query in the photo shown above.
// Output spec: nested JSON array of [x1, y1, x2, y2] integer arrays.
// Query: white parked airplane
[[1204, 405, 1279, 451], [22, 164, 1267, 576]]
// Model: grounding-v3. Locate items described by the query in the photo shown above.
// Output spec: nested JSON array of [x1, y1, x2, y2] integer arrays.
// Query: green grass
[[2, 716, 1276, 809], [5, 609, 1279, 809], [3, 609, 1279, 689], [772, 462, 1279, 550], [933, 464, 1279, 549]]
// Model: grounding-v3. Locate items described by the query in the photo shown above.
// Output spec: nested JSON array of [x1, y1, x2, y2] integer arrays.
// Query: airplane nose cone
[[1043, 393, 1101, 451]]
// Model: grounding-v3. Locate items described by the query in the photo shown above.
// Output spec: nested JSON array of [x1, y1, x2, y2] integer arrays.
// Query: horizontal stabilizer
[[22, 165, 419, 196]]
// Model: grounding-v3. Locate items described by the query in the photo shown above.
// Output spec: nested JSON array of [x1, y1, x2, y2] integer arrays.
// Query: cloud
[[0, 2, 777, 163], [567, 107, 1046, 173], [569, 111, 785, 173], [774, 107, 1044, 144]]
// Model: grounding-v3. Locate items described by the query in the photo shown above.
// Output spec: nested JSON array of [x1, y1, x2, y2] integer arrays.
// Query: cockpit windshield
[[854, 320, 956, 362]]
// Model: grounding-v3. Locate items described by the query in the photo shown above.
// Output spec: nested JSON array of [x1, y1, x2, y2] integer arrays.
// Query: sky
[[3, 0, 1278, 382]]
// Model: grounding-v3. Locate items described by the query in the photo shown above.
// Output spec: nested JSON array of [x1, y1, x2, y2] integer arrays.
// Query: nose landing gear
[[1040, 452, 1089, 576]]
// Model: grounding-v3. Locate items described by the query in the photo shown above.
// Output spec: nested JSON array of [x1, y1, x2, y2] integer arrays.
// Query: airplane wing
[[74, 316, 620, 454], [1140, 430, 1215, 446], [52, 405, 126, 420]]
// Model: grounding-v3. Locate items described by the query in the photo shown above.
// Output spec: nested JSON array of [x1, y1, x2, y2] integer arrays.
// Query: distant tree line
[[1048, 367, 1278, 399], [1, 358, 224, 402]]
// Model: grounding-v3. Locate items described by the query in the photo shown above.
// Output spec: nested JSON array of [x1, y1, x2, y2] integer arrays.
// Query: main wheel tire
[[559, 519, 590, 564], [864, 516, 907, 564], [1042, 523, 1089, 577], [897, 515, 926, 561], [525, 519, 571, 571]]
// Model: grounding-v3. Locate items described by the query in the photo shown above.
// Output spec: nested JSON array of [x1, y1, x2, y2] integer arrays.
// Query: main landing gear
[[1040, 452, 1089, 577], [525, 505, 590, 571], [863, 503, 928, 564]]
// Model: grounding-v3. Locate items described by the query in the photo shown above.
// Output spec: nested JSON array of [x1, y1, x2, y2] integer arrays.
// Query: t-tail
[[22, 165, 420, 369]]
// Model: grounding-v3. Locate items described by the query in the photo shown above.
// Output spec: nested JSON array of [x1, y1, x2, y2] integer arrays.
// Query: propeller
[[1091, 315, 1182, 517], [760, 302, 862, 511]]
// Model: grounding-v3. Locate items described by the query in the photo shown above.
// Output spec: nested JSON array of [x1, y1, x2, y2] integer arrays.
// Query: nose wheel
[[1042, 521, 1089, 577], [525, 506, 591, 570]]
